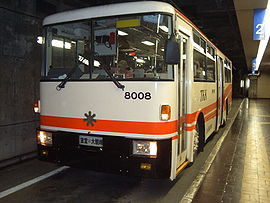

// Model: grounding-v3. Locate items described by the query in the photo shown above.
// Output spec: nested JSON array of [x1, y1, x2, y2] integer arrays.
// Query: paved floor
[[193, 99, 270, 203]]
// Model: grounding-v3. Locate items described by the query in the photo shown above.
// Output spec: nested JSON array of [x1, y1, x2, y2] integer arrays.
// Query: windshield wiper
[[101, 64, 125, 91], [56, 55, 125, 91], [56, 67, 77, 91]]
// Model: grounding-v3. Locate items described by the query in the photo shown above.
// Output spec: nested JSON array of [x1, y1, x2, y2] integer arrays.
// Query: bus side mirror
[[165, 35, 180, 64]]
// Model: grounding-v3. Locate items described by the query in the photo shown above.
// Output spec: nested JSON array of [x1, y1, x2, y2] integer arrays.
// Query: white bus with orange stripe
[[36, 1, 232, 180]]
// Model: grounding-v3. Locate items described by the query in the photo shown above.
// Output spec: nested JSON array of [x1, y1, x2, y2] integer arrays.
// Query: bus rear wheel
[[192, 117, 205, 161], [221, 101, 228, 127]]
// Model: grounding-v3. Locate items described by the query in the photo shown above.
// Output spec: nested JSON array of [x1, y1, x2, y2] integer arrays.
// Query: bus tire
[[192, 115, 205, 162], [221, 100, 228, 127]]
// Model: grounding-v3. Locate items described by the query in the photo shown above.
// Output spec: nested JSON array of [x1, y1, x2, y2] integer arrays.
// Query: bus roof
[[43, 1, 175, 26]]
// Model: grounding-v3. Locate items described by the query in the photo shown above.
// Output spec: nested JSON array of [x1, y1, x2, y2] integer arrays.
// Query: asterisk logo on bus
[[83, 111, 97, 126]]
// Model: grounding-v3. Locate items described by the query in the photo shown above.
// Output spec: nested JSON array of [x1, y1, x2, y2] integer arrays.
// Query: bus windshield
[[43, 13, 174, 81]]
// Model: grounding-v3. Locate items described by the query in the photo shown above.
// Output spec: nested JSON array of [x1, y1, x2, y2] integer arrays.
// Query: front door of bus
[[177, 34, 188, 167]]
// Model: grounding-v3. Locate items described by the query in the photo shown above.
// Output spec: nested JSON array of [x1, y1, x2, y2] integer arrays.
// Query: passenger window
[[207, 45, 215, 57], [206, 57, 215, 81], [200, 39, 206, 52], [194, 49, 215, 82], [193, 34, 200, 45], [224, 60, 231, 83], [193, 50, 206, 81], [225, 68, 231, 83]]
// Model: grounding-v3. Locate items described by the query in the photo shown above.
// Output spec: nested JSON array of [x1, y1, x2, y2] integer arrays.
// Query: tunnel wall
[[232, 67, 244, 98], [248, 69, 270, 99], [256, 69, 270, 98], [0, 1, 42, 165]]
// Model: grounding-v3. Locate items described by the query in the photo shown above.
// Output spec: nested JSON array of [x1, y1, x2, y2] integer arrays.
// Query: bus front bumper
[[37, 130, 172, 179]]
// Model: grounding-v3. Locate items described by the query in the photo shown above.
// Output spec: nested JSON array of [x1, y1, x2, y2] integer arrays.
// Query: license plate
[[79, 135, 103, 147]]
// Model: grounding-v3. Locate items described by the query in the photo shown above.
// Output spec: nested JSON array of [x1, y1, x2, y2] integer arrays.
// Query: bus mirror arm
[[164, 34, 180, 65], [102, 64, 125, 91]]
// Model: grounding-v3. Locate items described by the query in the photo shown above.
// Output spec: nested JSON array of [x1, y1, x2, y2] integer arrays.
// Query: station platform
[[192, 99, 270, 203]]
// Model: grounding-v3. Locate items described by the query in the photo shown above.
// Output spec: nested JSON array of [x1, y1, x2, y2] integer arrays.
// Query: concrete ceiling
[[38, 0, 270, 74], [234, 0, 269, 71]]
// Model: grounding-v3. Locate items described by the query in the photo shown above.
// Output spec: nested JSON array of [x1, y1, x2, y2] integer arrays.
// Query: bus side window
[[206, 57, 215, 82], [193, 50, 206, 81], [225, 68, 231, 83], [194, 61, 203, 79]]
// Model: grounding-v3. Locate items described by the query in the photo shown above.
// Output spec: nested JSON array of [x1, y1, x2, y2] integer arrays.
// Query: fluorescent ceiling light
[[240, 80, 244, 88], [136, 58, 145, 63], [202, 71, 206, 76], [94, 60, 100, 67], [52, 40, 63, 48], [64, 42, 71, 49], [52, 39, 71, 49], [37, 36, 43, 44], [141, 40, 155, 46], [246, 79, 250, 88], [159, 25, 168, 32], [118, 30, 128, 36]]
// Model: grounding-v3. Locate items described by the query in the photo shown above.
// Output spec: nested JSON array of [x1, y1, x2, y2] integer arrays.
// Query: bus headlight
[[132, 141, 157, 156], [37, 131, 52, 146]]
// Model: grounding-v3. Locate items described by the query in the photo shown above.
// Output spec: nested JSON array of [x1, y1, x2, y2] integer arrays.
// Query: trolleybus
[[36, 1, 232, 180]]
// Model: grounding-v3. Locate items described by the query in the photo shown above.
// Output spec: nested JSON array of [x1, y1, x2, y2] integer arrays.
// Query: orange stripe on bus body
[[205, 110, 217, 122], [186, 84, 232, 124], [186, 125, 196, 131], [224, 84, 232, 99], [40, 115, 178, 135], [185, 112, 217, 131], [172, 135, 179, 140], [186, 102, 217, 124], [202, 102, 217, 115], [186, 112, 197, 124], [223, 84, 232, 111]]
